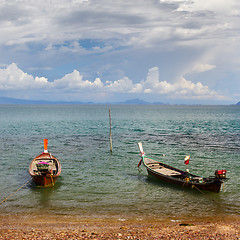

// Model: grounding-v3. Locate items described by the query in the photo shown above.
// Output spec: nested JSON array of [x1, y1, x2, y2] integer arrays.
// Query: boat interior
[[146, 161, 183, 177], [31, 159, 58, 175], [144, 157, 205, 182]]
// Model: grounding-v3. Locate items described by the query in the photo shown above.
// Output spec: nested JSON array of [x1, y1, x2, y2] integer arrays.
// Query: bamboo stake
[[109, 109, 113, 153]]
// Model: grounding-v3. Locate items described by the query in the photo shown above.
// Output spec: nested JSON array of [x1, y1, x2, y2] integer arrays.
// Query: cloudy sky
[[0, 0, 240, 104]]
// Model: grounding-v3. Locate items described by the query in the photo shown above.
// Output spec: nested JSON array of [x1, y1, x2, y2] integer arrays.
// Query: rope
[[191, 184, 206, 195], [50, 174, 54, 187], [192, 184, 218, 203], [0, 178, 31, 205], [182, 179, 205, 195], [182, 178, 189, 187], [36, 173, 54, 188]]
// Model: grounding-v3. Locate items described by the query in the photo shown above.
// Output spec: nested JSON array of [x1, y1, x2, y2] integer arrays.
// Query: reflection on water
[[29, 180, 62, 208], [0, 105, 239, 218]]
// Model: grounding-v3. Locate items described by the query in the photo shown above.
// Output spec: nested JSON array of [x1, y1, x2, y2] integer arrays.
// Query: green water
[[0, 105, 239, 219]]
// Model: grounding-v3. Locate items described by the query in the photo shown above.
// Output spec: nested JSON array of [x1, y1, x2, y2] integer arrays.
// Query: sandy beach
[[0, 214, 239, 239]]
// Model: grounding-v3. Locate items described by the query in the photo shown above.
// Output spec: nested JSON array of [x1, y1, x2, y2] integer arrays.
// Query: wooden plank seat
[[148, 163, 161, 169], [144, 157, 182, 176], [154, 167, 182, 176]]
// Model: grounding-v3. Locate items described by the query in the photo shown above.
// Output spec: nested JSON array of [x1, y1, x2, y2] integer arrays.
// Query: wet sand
[[0, 214, 239, 239]]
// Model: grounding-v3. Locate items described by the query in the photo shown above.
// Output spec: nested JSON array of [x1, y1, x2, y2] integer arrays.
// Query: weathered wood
[[109, 109, 112, 153]]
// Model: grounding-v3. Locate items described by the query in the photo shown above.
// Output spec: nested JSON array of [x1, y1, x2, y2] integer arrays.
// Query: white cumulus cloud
[[0, 63, 48, 90], [52, 70, 104, 89], [126, 67, 225, 100], [191, 63, 216, 73], [104, 77, 134, 92], [0, 63, 227, 102]]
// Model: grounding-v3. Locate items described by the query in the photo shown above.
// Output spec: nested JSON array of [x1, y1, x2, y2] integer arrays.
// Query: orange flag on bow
[[43, 139, 48, 153]]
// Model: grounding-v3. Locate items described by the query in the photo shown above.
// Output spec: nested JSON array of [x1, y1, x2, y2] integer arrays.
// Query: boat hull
[[30, 174, 58, 187], [29, 152, 61, 187], [137, 142, 224, 193], [141, 156, 223, 193], [146, 168, 222, 193]]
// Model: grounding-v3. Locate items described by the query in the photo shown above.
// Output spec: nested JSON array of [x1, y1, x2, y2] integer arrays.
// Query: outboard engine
[[215, 170, 227, 179]]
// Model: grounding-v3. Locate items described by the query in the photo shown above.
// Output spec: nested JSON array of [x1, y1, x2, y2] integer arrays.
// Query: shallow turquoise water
[[0, 105, 239, 219]]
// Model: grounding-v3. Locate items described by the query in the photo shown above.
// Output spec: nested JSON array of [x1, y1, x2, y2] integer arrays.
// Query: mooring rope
[[36, 173, 55, 188], [49, 173, 54, 187], [0, 178, 31, 205], [191, 184, 205, 195], [191, 184, 219, 203]]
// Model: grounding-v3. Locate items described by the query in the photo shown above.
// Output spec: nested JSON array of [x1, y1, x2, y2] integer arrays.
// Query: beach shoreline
[[0, 214, 239, 239]]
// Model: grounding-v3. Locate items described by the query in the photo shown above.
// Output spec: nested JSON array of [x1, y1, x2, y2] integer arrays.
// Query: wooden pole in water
[[109, 109, 113, 153]]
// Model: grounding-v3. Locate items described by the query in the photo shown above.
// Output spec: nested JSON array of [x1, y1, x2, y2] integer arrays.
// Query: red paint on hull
[[29, 152, 61, 187], [31, 174, 58, 187]]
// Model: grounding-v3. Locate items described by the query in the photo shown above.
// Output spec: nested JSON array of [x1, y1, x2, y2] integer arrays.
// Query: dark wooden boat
[[29, 139, 61, 187], [137, 142, 226, 193]]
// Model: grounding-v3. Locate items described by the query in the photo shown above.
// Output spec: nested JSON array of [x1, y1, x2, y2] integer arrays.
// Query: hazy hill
[[0, 97, 165, 105]]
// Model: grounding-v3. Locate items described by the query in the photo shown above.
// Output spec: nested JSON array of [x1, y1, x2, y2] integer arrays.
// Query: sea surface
[[0, 105, 239, 220]]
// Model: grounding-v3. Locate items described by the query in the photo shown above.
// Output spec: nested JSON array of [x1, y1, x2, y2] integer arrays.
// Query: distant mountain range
[[0, 97, 165, 105], [0, 97, 90, 104], [0, 96, 239, 105], [117, 98, 165, 105]]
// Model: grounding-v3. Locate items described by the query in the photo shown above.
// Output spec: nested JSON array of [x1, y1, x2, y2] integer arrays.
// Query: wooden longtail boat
[[29, 139, 61, 187], [137, 142, 226, 193]]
